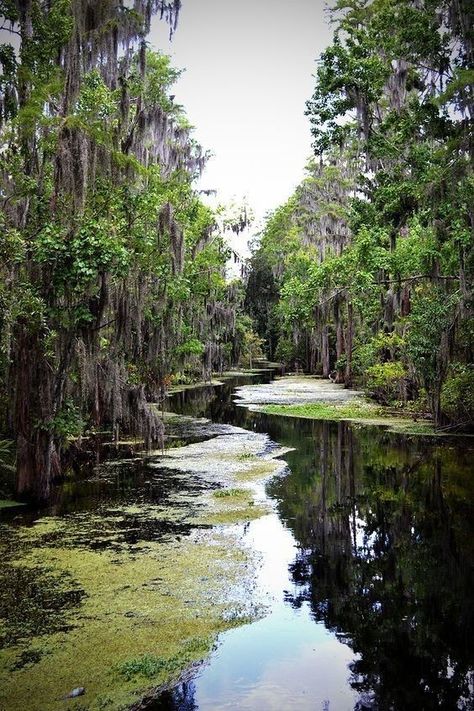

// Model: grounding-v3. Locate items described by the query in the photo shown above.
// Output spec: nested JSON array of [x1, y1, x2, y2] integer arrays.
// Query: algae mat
[[235, 375, 435, 434], [0, 425, 289, 711], [235, 375, 364, 406]]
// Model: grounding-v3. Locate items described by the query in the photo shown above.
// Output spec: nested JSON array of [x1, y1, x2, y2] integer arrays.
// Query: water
[[188, 515, 357, 711], [149, 374, 474, 711], [2, 371, 474, 711]]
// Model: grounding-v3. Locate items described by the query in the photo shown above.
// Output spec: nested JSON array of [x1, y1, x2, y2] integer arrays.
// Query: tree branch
[[380, 275, 460, 286], [0, 23, 21, 36]]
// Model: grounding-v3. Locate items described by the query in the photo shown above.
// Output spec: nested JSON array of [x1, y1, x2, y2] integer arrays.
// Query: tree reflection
[[272, 422, 474, 710]]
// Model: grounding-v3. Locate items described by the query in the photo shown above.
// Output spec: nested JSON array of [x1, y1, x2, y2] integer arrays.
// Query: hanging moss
[[0, 0, 251, 499]]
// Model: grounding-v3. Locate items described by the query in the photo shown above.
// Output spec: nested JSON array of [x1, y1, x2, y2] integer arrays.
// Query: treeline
[[246, 0, 473, 429], [0, 0, 254, 499]]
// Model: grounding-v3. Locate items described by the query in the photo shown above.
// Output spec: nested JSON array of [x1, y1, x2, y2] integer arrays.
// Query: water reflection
[[159, 380, 474, 710], [140, 681, 198, 710], [268, 421, 474, 711], [3, 371, 473, 710]]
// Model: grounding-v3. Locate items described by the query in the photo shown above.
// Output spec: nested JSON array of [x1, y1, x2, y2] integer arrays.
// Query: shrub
[[366, 361, 407, 404], [441, 364, 474, 427]]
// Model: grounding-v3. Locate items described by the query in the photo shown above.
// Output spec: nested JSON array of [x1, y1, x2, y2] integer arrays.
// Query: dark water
[[153, 374, 474, 711], [2, 372, 474, 710]]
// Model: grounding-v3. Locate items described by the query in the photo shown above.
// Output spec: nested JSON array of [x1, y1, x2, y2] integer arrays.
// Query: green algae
[[235, 459, 288, 482], [0, 528, 262, 711], [213, 488, 248, 498], [0, 418, 288, 711], [200, 487, 267, 526], [150, 431, 290, 483], [197, 504, 267, 527], [167, 379, 223, 395], [219, 369, 269, 377], [260, 402, 437, 435], [0, 499, 26, 509], [148, 431, 289, 527], [236, 375, 364, 408], [117, 639, 211, 681], [0, 555, 85, 647], [234, 375, 450, 436]]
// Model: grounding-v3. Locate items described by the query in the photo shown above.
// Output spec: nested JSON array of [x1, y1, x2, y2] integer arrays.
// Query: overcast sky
[[150, 0, 332, 254]]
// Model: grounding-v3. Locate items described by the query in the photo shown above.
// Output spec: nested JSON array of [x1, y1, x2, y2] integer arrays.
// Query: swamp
[[0, 0, 473, 709], [1, 371, 473, 709]]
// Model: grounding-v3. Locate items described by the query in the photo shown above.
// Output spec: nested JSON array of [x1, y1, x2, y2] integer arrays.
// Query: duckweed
[[0, 417, 285, 711]]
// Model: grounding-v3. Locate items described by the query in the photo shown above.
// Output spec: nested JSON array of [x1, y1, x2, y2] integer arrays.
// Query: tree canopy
[[246, 0, 473, 429], [0, 0, 255, 498]]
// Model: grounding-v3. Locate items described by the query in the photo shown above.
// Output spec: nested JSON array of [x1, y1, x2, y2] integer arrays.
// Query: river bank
[[235, 374, 458, 436]]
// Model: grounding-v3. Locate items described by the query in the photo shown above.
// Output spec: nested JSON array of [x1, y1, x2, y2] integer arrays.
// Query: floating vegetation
[[261, 402, 436, 434], [117, 637, 211, 682], [167, 379, 224, 395], [213, 488, 248, 498], [236, 376, 437, 435], [149, 431, 290, 483], [0, 530, 260, 711], [0, 416, 286, 710], [0, 499, 26, 510], [235, 375, 364, 407]]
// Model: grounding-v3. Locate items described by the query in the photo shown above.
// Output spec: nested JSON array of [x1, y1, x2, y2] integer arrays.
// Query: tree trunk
[[400, 284, 411, 317], [431, 382, 443, 429], [12, 321, 73, 499], [321, 325, 330, 378], [345, 301, 354, 387], [335, 299, 345, 383], [13, 327, 59, 499]]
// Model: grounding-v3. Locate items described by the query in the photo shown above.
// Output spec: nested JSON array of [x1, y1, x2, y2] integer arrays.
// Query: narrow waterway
[[1, 370, 473, 711], [152, 372, 474, 711]]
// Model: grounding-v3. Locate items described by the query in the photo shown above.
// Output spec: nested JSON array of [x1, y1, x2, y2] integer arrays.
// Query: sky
[[150, 0, 333, 255]]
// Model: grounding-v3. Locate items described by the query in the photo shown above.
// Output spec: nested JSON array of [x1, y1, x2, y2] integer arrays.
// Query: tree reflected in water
[[269, 422, 474, 711]]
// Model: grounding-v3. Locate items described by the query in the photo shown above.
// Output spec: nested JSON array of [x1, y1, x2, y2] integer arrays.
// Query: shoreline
[[235, 375, 472, 438]]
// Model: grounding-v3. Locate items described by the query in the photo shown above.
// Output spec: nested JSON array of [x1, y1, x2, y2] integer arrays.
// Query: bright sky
[[150, 0, 332, 255]]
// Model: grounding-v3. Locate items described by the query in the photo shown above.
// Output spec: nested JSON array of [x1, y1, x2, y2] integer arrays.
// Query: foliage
[[0, 439, 15, 474], [366, 362, 407, 404], [245, 0, 473, 428], [0, 0, 254, 498], [236, 315, 264, 368], [441, 364, 474, 426], [406, 289, 459, 392]]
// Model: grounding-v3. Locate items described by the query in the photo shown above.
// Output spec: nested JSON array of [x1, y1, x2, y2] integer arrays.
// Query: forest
[[0, 0, 473, 495], [0, 2, 473, 710], [0, 0, 256, 500], [246, 0, 473, 430]]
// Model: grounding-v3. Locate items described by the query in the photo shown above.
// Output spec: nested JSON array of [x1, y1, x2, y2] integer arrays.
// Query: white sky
[[150, 0, 332, 255]]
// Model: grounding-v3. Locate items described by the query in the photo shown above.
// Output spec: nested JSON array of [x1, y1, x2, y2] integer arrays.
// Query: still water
[[151, 373, 474, 711], [1, 371, 474, 711]]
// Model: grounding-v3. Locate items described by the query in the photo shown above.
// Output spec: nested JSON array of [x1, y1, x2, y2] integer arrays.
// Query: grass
[[261, 400, 436, 435], [117, 637, 211, 681], [0, 499, 26, 510], [213, 488, 249, 498]]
